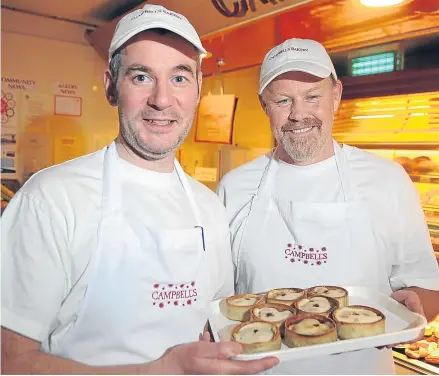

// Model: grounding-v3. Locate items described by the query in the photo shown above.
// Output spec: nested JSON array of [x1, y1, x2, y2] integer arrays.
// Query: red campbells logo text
[[284, 244, 328, 266], [151, 282, 197, 308], [152, 289, 197, 300]]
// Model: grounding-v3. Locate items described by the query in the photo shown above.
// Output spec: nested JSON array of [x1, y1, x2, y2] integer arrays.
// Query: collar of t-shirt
[[273, 155, 343, 202], [114, 150, 180, 189], [276, 154, 337, 173]]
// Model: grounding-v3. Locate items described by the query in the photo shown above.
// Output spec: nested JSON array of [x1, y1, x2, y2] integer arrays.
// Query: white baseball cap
[[109, 4, 207, 62], [259, 38, 337, 94]]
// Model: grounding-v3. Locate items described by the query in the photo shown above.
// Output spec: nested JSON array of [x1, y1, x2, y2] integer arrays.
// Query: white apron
[[46, 143, 210, 365], [235, 140, 395, 374]]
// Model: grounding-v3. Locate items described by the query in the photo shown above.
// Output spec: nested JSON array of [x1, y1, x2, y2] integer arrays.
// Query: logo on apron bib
[[151, 282, 198, 308], [284, 244, 328, 266]]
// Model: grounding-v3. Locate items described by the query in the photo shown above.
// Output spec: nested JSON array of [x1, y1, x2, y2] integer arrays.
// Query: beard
[[118, 105, 194, 161], [278, 117, 330, 163]]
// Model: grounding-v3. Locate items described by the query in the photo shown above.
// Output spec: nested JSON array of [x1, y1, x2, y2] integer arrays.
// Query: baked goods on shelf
[[266, 288, 306, 305], [294, 296, 339, 316], [250, 303, 296, 328], [284, 314, 337, 347], [413, 156, 439, 173], [332, 305, 385, 339], [307, 286, 349, 307], [231, 321, 281, 354], [225, 294, 265, 321], [421, 189, 439, 207], [404, 335, 439, 363], [394, 156, 439, 175], [394, 156, 414, 173], [425, 349, 439, 365]]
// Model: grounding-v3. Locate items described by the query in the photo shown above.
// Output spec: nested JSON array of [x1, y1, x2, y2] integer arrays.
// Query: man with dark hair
[[1, 5, 278, 374]]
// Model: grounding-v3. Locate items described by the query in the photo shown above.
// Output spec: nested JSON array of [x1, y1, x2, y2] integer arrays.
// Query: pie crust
[[284, 314, 337, 347], [225, 294, 265, 321], [231, 321, 281, 354], [250, 303, 296, 328], [332, 305, 385, 339], [307, 286, 349, 308], [294, 295, 339, 316], [266, 288, 306, 305]]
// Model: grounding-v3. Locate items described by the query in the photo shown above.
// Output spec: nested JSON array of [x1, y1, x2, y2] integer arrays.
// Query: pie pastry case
[[333, 90, 439, 374]]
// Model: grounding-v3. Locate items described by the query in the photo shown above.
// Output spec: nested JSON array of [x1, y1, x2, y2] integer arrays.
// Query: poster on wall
[[1, 89, 19, 177], [193, 167, 218, 182], [1, 81, 29, 177], [53, 83, 82, 117], [54, 95, 82, 116], [195, 94, 238, 144]]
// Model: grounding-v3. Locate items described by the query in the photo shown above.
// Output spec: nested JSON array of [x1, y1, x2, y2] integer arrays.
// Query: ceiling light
[[360, 0, 405, 7]]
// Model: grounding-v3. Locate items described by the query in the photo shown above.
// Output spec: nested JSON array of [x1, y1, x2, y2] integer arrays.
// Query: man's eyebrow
[[304, 84, 324, 94], [173, 64, 195, 77], [125, 64, 152, 75]]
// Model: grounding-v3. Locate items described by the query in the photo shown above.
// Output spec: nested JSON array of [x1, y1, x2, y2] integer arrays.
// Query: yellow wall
[[1, 29, 118, 182], [178, 66, 273, 189]]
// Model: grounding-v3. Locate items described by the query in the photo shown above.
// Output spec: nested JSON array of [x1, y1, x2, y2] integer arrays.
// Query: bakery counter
[[393, 315, 439, 375], [394, 352, 439, 375]]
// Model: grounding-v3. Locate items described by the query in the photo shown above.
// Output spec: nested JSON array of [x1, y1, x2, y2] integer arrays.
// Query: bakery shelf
[[424, 205, 439, 214], [343, 142, 439, 151], [411, 173, 439, 184], [393, 351, 439, 375]]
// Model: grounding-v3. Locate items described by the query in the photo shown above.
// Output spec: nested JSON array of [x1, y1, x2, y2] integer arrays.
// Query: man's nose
[[288, 101, 306, 122], [147, 81, 173, 110]]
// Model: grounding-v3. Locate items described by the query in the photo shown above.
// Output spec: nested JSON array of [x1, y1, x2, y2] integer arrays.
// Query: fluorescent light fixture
[[360, 0, 405, 7], [352, 114, 395, 119], [351, 52, 396, 76]]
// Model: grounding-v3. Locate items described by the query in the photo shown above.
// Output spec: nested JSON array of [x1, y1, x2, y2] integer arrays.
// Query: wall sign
[[195, 94, 237, 144]]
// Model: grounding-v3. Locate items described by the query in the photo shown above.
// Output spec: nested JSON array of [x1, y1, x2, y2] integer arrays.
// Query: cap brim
[[109, 21, 207, 62], [259, 61, 332, 94]]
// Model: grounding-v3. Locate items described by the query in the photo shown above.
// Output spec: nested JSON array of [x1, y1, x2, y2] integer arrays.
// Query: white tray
[[208, 286, 427, 362]]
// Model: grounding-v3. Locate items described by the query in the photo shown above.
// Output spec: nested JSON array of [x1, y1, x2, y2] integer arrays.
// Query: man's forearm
[[3, 350, 163, 375], [406, 287, 439, 321]]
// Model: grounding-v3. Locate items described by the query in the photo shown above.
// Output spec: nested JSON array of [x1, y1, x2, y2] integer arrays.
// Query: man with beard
[[217, 38, 439, 374], [1, 5, 279, 375]]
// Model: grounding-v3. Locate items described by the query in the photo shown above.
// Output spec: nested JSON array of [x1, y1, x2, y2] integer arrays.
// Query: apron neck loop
[[333, 140, 355, 202], [173, 159, 203, 226]]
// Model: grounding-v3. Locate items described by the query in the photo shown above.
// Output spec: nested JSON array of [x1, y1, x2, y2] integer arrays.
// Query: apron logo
[[152, 282, 198, 308], [284, 244, 327, 266]]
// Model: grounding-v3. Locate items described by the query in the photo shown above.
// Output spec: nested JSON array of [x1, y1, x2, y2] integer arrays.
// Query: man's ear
[[196, 71, 203, 105], [104, 71, 118, 106], [333, 79, 343, 113]]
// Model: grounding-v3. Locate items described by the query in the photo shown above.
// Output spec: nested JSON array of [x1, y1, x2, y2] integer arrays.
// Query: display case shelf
[[411, 173, 439, 184], [344, 142, 439, 151], [393, 351, 439, 375], [424, 205, 439, 214]]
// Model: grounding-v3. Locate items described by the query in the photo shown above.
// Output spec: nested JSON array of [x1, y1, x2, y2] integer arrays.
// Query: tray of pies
[[208, 286, 427, 362]]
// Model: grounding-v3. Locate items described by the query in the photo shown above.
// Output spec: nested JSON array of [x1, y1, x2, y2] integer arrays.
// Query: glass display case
[[333, 91, 439, 263], [333, 91, 439, 374]]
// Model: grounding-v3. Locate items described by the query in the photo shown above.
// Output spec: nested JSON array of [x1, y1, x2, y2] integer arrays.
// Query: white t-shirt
[[2, 147, 234, 345], [274, 155, 343, 202], [217, 145, 439, 292]]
